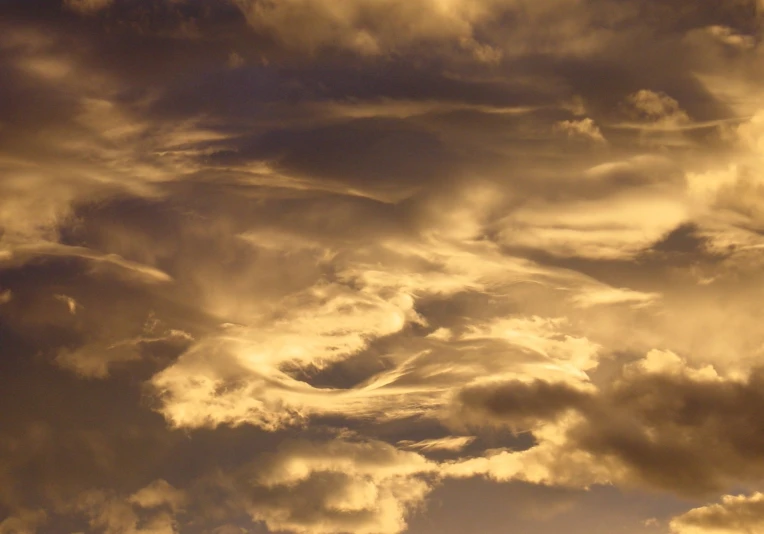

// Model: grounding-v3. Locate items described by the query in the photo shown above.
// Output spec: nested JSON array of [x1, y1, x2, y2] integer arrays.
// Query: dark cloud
[[574, 366, 764, 495], [453, 379, 592, 430], [450, 353, 764, 496]]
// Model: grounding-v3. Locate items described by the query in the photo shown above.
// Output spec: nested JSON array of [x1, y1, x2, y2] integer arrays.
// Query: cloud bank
[[3, 1, 764, 533]]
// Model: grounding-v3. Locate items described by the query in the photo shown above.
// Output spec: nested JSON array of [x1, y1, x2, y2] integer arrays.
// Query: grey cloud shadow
[[244, 118, 458, 194], [451, 362, 764, 497], [149, 59, 559, 122]]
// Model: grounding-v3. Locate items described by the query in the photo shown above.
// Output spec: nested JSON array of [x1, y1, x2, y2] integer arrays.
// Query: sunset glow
[[3, 2, 764, 533]]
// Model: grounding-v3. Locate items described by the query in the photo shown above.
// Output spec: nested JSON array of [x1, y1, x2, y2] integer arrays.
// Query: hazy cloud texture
[[3, 1, 764, 533]]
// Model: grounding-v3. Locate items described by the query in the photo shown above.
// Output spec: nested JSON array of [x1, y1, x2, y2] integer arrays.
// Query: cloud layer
[[3, 1, 764, 533]]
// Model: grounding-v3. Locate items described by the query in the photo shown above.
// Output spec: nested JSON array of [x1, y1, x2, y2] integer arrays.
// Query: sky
[[3, 1, 764, 533]]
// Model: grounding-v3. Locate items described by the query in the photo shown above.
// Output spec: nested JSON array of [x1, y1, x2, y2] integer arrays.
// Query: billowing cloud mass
[[3, 0, 764, 533], [213, 438, 438, 534]]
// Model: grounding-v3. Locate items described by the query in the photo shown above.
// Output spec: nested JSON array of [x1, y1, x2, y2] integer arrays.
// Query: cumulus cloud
[[446, 350, 764, 496], [554, 118, 607, 143], [670, 493, 764, 534], [623, 90, 692, 128], [232, 0, 497, 57], [213, 438, 438, 534]]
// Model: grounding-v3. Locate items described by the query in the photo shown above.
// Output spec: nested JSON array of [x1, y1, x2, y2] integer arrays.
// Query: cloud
[[149, 265, 605, 431], [623, 90, 691, 127], [0, 509, 47, 534], [554, 118, 607, 143], [73, 480, 184, 534], [459, 316, 602, 374], [63, 0, 113, 15], [705, 25, 757, 49], [54, 294, 80, 315], [232, 0, 497, 57], [451, 379, 593, 431], [570, 286, 661, 309], [149, 279, 425, 429], [55, 326, 194, 379], [4, 1, 764, 533], [226, 51, 245, 69], [128, 480, 186, 512], [215, 438, 438, 534], [670, 493, 764, 534], [499, 191, 688, 260], [1, 244, 173, 284], [446, 350, 764, 496], [398, 436, 475, 453]]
